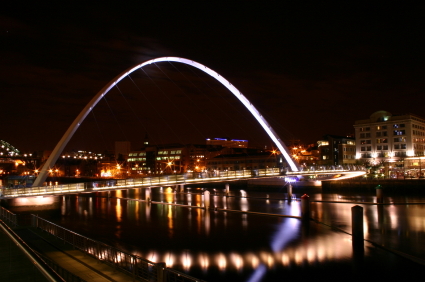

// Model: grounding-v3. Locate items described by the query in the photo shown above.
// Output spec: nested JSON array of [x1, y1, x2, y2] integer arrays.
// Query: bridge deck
[[1, 168, 366, 199]]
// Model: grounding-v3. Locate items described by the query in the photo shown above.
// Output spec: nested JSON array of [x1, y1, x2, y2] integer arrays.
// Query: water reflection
[[4, 188, 425, 281], [135, 226, 353, 271]]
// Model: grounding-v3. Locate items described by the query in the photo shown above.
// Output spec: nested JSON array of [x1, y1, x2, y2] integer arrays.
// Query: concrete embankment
[[322, 178, 425, 193]]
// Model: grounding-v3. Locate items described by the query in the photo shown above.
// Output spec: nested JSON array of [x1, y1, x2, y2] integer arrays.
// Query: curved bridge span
[[3, 167, 366, 198], [33, 57, 298, 187]]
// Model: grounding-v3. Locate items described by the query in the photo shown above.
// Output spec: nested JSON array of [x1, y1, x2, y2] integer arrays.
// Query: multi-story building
[[354, 111, 425, 163], [127, 137, 290, 175], [317, 135, 356, 166]]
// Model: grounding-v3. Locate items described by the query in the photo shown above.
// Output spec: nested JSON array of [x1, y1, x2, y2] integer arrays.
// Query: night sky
[[1, 2, 424, 153]]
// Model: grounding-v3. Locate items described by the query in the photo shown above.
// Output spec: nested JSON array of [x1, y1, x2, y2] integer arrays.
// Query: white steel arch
[[33, 57, 299, 187]]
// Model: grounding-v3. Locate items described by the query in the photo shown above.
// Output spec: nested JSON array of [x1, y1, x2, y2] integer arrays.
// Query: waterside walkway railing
[[32, 215, 205, 282]]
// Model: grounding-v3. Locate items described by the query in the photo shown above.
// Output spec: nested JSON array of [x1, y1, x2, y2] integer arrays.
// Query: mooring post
[[351, 205, 364, 240], [301, 194, 310, 220], [351, 205, 364, 260], [375, 185, 383, 203]]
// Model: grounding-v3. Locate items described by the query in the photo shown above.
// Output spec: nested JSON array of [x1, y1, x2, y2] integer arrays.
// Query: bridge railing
[[32, 215, 204, 282], [0, 206, 18, 227], [287, 165, 366, 175], [1, 168, 281, 197]]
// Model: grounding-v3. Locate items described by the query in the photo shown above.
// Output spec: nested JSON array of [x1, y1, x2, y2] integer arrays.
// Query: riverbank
[[322, 178, 425, 193]]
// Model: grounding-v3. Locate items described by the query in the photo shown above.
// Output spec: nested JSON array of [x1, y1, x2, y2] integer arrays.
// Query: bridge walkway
[[2, 223, 136, 282]]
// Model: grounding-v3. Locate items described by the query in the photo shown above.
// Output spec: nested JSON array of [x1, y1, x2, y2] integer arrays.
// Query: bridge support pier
[[203, 190, 210, 209], [176, 184, 184, 193], [225, 183, 230, 196], [287, 184, 293, 201], [145, 188, 151, 202]]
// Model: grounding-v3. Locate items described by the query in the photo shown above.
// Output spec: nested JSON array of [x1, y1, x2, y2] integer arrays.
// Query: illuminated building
[[317, 135, 356, 166], [354, 111, 425, 162], [60, 150, 107, 177], [128, 144, 203, 175], [290, 144, 319, 166], [127, 138, 281, 174]]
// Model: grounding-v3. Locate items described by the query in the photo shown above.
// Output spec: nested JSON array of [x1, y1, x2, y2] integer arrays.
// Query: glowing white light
[[165, 252, 175, 267], [199, 253, 209, 270], [33, 57, 298, 187], [230, 253, 244, 270], [182, 252, 192, 271], [216, 253, 227, 271]]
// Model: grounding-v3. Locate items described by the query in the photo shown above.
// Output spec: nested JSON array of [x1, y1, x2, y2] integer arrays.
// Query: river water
[[2, 184, 425, 281]]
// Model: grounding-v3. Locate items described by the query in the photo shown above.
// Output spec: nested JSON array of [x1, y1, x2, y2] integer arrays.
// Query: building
[[127, 143, 208, 175], [354, 111, 425, 163], [317, 135, 356, 166], [126, 136, 290, 175], [206, 150, 281, 171], [206, 138, 248, 148], [290, 143, 320, 166]]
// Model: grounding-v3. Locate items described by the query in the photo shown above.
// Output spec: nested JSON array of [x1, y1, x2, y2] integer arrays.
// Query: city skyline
[[1, 3, 424, 153]]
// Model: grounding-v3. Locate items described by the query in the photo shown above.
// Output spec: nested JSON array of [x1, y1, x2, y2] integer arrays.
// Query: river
[[2, 184, 425, 281]]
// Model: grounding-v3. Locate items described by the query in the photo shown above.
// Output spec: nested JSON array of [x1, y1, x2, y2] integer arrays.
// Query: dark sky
[[1, 2, 424, 153]]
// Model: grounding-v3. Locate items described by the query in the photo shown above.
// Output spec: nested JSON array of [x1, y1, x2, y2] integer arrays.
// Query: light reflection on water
[[3, 186, 425, 281]]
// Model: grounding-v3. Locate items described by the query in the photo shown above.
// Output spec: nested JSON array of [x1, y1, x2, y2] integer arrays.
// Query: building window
[[361, 147, 366, 151], [394, 137, 406, 142], [366, 146, 371, 151], [383, 145, 388, 150], [376, 139, 388, 143], [394, 130, 406, 136], [394, 144, 400, 149], [393, 124, 405, 128], [401, 144, 407, 149]]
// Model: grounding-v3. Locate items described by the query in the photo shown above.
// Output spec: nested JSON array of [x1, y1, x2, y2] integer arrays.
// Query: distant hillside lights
[[61, 151, 104, 160]]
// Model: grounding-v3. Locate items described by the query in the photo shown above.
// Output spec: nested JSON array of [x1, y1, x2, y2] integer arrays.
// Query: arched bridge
[[23, 57, 366, 198], [32, 57, 299, 188]]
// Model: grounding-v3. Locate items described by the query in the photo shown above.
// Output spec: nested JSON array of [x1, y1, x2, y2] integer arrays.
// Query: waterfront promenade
[[0, 220, 136, 282]]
